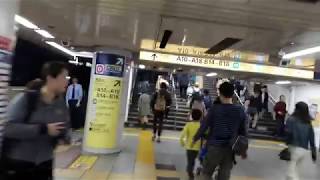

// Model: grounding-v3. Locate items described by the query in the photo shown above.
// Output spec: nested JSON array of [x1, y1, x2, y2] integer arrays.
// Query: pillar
[[0, 0, 19, 155], [83, 49, 133, 154]]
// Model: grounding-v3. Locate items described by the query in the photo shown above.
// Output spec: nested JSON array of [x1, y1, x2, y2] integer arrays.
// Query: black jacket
[[150, 89, 172, 111]]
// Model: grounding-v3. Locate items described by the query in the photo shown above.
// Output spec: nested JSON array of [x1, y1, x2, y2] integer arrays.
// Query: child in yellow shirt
[[180, 109, 202, 180]]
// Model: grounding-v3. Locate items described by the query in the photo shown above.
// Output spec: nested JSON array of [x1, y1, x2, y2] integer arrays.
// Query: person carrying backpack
[[0, 62, 70, 180], [151, 82, 172, 143]]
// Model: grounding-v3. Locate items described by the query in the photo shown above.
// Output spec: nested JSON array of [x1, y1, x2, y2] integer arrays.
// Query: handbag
[[279, 148, 291, 161]]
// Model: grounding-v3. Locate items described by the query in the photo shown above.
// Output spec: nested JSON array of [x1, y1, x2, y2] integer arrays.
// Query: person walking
[[285, 102, 317, 180], [203, 89, 212, 110], [177, 73, 189, 100], [274, 95, 287, 137], [151, 82, 172, 143], [194, 82, 248, 180], [66, 77, 83, 129], [180, 109, 202, 180], [248, 92, 260, 129], [1, 62, 70, 180], [190, 92, 207, 121], [138, 90, 151, 130]]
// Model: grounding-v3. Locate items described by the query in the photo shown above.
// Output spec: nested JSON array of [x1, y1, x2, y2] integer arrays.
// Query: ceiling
[[17, 0, 320, 69]]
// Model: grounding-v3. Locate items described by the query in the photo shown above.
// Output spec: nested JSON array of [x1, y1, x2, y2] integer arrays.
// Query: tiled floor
[[54, 128, 320, 180]]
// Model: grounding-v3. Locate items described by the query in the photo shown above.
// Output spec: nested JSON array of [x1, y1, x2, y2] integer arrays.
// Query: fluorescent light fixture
[[74, 51, 94, 58], [66, 76, 71, 80], [283, 46, 320, 59], [35, 29, 55, 39], [14, 15, 39, 29], [206, 72, 218, 77], [275, 80, 291, 85], [46, 41, 75, 56], [138, 64, 146, 69]]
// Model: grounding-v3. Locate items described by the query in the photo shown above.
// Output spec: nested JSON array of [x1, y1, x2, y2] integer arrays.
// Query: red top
[[274, 101, 286, 118]]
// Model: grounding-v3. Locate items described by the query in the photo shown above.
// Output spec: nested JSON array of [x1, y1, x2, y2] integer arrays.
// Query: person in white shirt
[[66, 78, 83, 129]]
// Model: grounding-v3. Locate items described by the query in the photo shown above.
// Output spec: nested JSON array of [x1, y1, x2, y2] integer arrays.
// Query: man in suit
[[66, 77, 83, 129]]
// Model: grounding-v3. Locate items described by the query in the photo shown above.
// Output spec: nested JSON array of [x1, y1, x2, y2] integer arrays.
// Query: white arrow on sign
[[116, 58, 124, 65]]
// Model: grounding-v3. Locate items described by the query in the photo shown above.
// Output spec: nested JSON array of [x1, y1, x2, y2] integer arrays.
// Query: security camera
[[60, 40, 70, 47]]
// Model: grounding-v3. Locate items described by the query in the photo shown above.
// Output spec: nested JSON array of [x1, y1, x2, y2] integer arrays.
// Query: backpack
[[154, 93, 166, 111], [0, 91, 40, 162]]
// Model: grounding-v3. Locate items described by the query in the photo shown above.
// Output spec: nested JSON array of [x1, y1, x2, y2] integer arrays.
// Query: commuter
[[274, 95, 287, 137], [177, 73, 189, 100], [156, 75, 169, 90], [190, 92, 207, 120], [194, 82, 248, 180], [247, 92, 260, 129], [258, 85, 269, 116], [203, 89, 212, 110], [66, 77, 83, 129], [285, 102, 317, 180], [1, 62, 70, 180], [151, 82, 172, 143], [180, 109, 202, 180], [138, 90, 151, 130]]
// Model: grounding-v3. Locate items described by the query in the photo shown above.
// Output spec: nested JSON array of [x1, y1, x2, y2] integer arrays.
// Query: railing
[[268, 93, 277, 106], [234, 90, 244, 106], [169, 73, 179, 130]]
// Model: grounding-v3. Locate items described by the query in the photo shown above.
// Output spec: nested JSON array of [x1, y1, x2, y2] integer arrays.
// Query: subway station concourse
[[1, 0, 320, 180]]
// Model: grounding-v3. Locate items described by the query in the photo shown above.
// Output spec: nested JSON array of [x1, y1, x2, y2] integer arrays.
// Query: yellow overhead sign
[[140, 39, 269, 63], [139, 51, 314, 79]]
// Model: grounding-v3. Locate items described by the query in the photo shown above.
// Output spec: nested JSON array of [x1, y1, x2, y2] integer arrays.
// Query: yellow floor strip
[[69, 155, 98, 170], [134, 130, 156, 180]]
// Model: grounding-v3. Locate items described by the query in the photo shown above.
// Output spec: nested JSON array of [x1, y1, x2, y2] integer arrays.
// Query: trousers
[[286, 146, 309, 180]]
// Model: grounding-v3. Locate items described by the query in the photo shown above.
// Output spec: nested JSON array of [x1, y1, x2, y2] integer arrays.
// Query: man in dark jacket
[[194, 82, 247, 180], [150, 82, 172, 143]]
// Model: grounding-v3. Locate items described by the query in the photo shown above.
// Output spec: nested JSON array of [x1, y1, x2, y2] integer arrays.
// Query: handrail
[[268, 93, 277, 106], [169, 73, 178, 130], [234, 90, 244, 106]]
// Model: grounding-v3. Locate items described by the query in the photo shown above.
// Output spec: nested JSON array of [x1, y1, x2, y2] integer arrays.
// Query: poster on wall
[[0, 36, 12, 154], [85, 53, 125, 149]]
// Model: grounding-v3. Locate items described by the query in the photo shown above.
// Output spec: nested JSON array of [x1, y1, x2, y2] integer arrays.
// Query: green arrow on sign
[[114, 80, 121, 87]]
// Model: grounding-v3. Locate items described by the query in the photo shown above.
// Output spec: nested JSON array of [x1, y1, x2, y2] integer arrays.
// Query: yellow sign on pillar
[[83, 53, 126, 153]]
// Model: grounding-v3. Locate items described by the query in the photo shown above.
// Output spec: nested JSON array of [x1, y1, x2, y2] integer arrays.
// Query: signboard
[[139, 51, 314, 79], [84, 53, 125, 150]]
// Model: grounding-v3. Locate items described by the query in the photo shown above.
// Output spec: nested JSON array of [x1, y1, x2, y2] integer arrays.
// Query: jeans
[[286, 146, 309, 180], [153, 110, 164, 136], [276, 116, 285, 136], [186, 150, 199, 177], [200, 146, 234, 180], [1, 159, 53, 180], [180, 85, 188, 99]]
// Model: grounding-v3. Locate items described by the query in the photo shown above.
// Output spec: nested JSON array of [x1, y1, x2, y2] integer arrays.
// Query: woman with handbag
[[285, 102, 317, 180]]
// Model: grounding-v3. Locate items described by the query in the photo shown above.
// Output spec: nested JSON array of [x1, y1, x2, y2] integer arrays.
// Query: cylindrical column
[[0, 0, 19, 155], [83, 50, 133, 154]]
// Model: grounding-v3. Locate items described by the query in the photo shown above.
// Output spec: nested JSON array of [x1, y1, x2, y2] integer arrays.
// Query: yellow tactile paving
[[81, 170, 110, 180], [69, 155, 98, 170], [134, 130, 156, 180]]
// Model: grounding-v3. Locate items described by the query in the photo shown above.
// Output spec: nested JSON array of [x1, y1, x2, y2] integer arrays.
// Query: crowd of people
[[0, 66, 318, 180]]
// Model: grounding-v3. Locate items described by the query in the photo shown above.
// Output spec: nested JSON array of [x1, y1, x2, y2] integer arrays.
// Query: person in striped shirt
[[194, 82, 248, 180]]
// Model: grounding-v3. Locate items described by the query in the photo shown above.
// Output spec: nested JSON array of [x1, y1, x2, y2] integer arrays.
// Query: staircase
[[202, 76, 218, 100]]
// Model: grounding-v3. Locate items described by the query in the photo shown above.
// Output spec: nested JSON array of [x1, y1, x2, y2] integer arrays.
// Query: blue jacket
[[286, 116, 315, 150]]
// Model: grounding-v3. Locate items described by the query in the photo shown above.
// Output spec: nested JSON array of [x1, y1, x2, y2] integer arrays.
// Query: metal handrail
[[169, 73, 179, 130], [268, 93, 277, 106], [234, 90, 244, 106]]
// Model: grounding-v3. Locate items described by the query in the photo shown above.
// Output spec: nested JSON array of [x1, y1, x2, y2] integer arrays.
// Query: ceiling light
[[46, 41, 75, 56], [283, 46, 320, 59], [206, 72, 218, 77], [35, 29, 55, 39], [14, 15, 39, 29], [138, 64, 146, 69], [74, 51, 94, 58], [275, 81, 291, 85]]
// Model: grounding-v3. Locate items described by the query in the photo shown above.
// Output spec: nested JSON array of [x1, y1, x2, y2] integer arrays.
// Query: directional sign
[[114, 80, 121, 87]]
